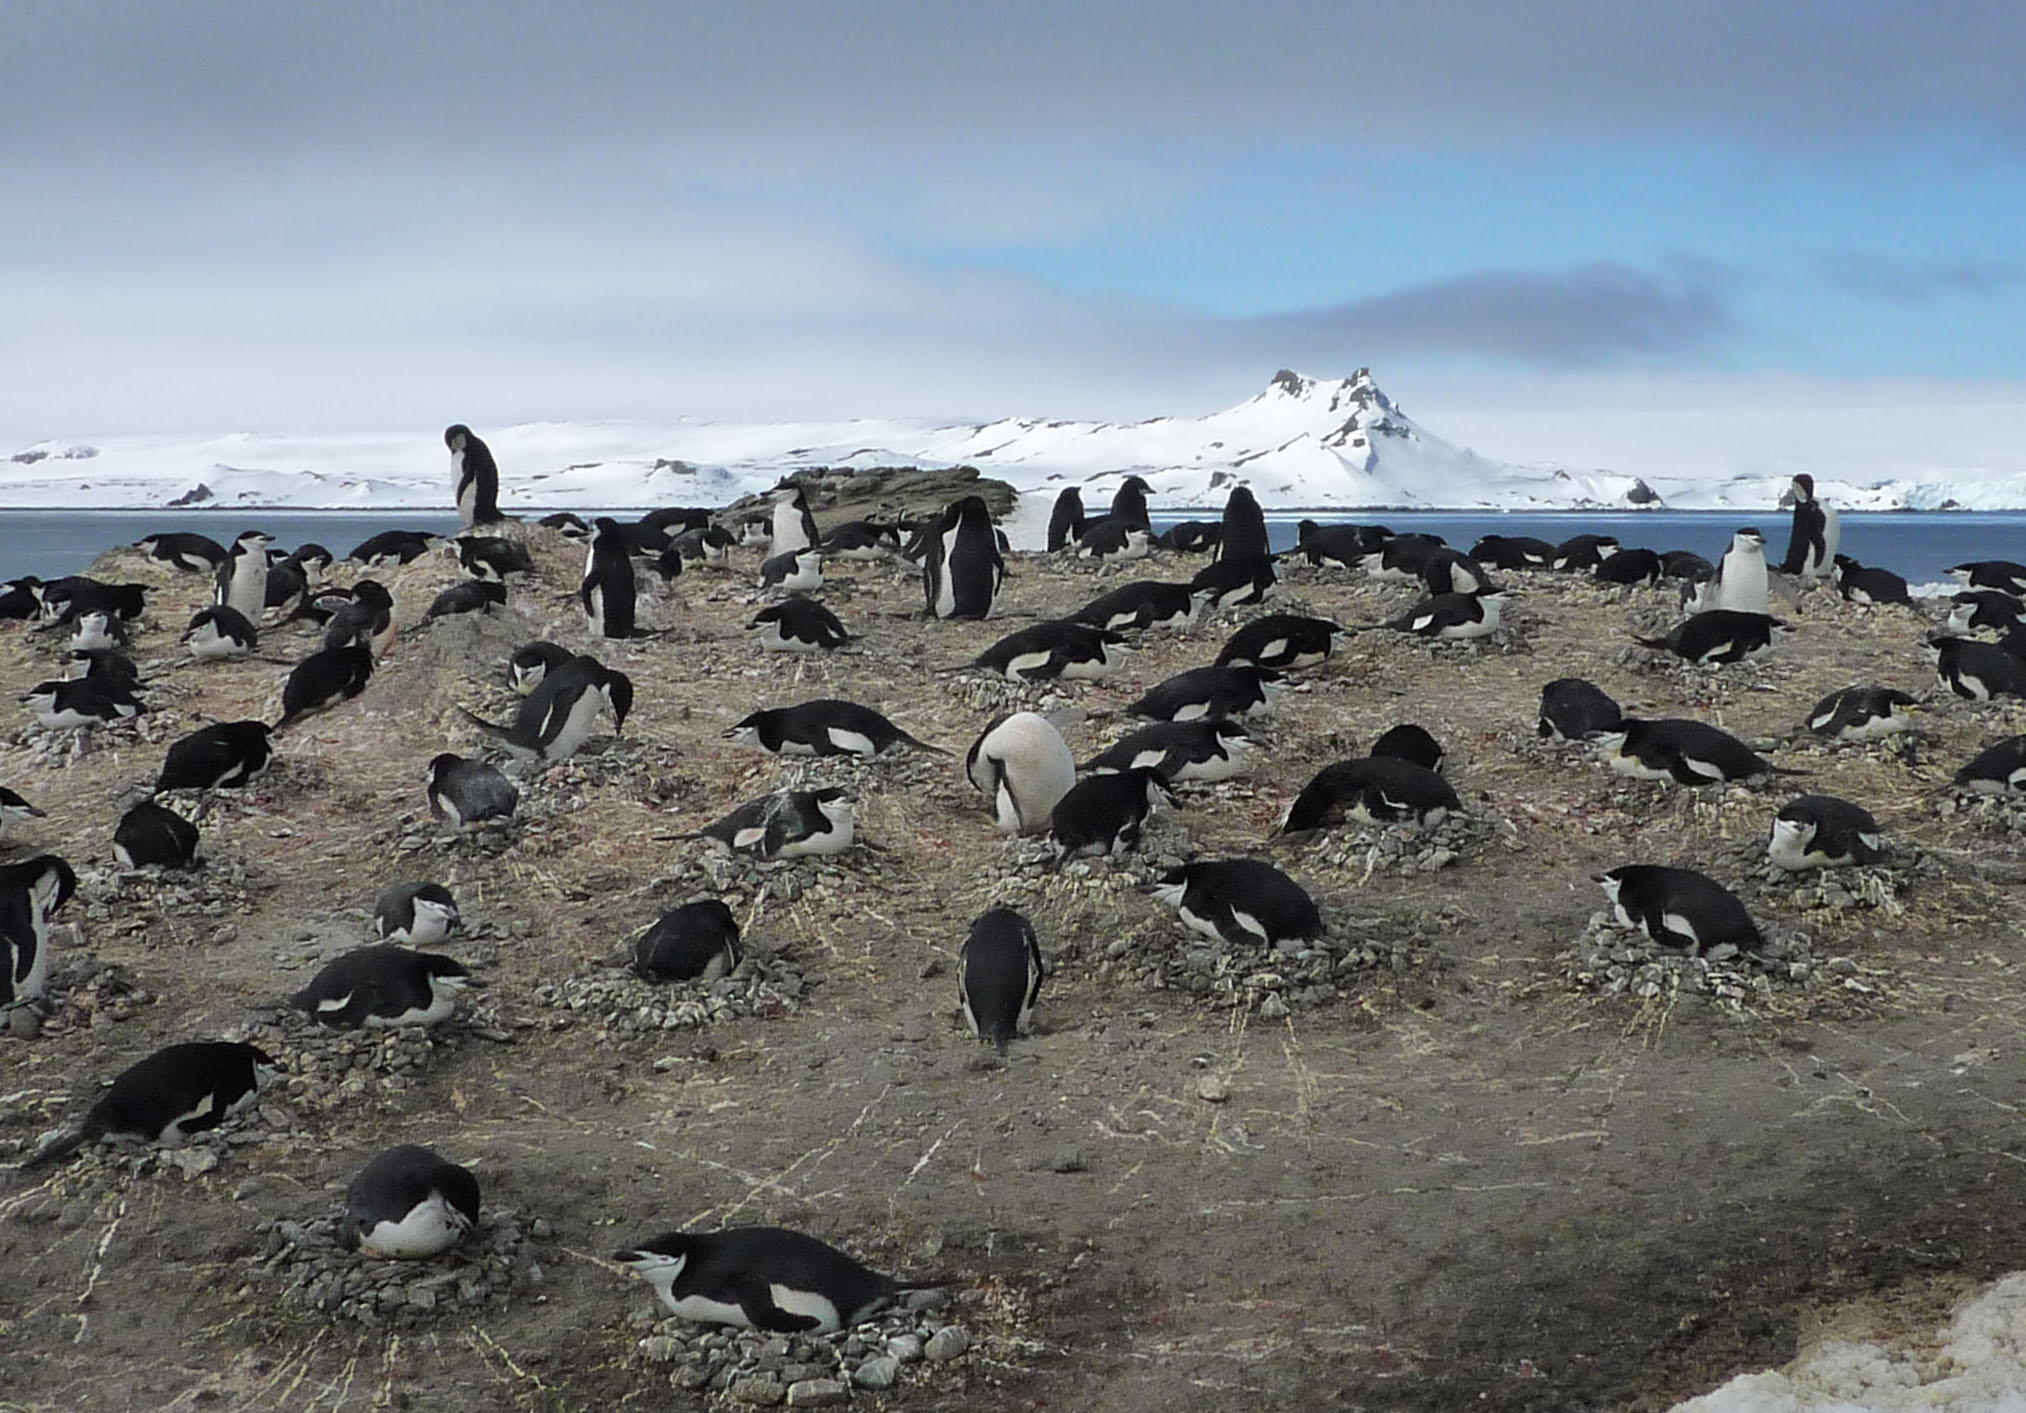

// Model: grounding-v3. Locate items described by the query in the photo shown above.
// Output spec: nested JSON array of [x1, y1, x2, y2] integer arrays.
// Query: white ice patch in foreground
[[1670, 1273, 2026, 1412]]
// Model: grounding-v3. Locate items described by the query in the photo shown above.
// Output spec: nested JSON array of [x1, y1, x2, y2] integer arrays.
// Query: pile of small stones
[[27, 1103, 299, 1181], [940, 672, 1073, 717], [534, 957, 809, 1039], [251, 1011, 504, 1113], [1563, 910, 1821, 1010], [82, 855, 260, 942], [624, 1290, 978, 1403], [1739, 860, 1909, 916], [1940, 787, 2026, 835], [1302, 809, 1510, 880], [245, 1208, 547, 1326], [26, 956, 152, 1037]]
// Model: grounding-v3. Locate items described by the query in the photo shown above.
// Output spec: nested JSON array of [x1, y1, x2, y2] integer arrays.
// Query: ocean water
[[1, 506, 2022, 587]]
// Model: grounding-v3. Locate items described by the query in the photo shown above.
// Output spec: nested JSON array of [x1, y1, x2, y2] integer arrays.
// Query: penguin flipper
[[732, 1273, 823, 1334], [458, 706, 513, 739]]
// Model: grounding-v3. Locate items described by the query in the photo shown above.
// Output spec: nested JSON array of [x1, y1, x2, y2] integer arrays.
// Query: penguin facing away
[[1370, 723, 1445, 774], [21, 677, 143, 730], [583, 517, 641, 639], [445, 424, 503, 527], [1636, 611, 1790, 666], [276, 643, 374, 730], [1381, 592, 1505, 642], [419, 578, 506, 626], [613, 1227, 901, 1333], [958, 907, 1044, 1055], [1153, 858, 1322, 949], [0, 785, 46, 840], [1538, 678, 1622, 741], [1046, 488, 1086, 552], [1048, 768, 1169, 861], [344, 1144, 482, 1259], [1768, 795, 1887, 870], [1932, 637, 2026, 701], [1595, 866, 1762, 956], [965, 712, 1077, 835], [1071, 580, 1205, 634], [634, 900, 743, 983], [463, 655, 629, 763], [374, 882, 461, 946], [23, 1040, 272, 1168], [1214, 614, 1344, 672], [427, 753, 520, 830], [321, 580, 397, 657], [114, 801, 199, 869], [1593, 718, 1793, 786], [924, 496, 1003, 620], [292, 945, 477, 1028], [1831, 555, 1912, 607], [157, 720, 274, 793], [1127, 665, 1282, 722], [1776, 473, 1839, 578]]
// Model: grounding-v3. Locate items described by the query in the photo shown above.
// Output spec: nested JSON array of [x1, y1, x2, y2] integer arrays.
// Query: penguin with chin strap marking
[[1048, 767, 1169, 862], [0, 785, 46, 841], [1595, 866, 1762, 956], [1593, 718, 1798, 786], [958, 907, 1044, 1056], [697, 788, 855, 860], [759, 546, 824, 593], [68, 609, 127, 652], [1807, 685, 1918, 743], [508, 641, 574, 695], [613, 1227, 902, 1334], [1695, 528, 1770, 614], [1, 853, 77, 1035], [1955, 735, 2026, 795], [136, 532, 228, 573], [427, 753, 519, 831], [215, 530, 274, 622], [1931, 636, 2026, 701], [457, 535, 533, 581], [1769, 795, 1887, 871], [1080, 718, 1253, 783], [21, 677, 143, 730], [769, 484, 820, 556], [1381, 591, 1505, 642], [583, 517, 641, 639], [634, 900, 743, 983], [1776, 473, 1840, 578], [1071, 580, 1205, 634], [1538, 678, 1622, 741], [1046, 488, 1086, 553], [966, 712, 1077, 835], [1636, 611, 1790, 665], [276, 643, 373, 730], [1280, 756, 1459, 832], [727, 700, 941, 758], [924, 496, 1004, 620], [374, 882, 461, 946], [156, 720, 273, 793], [1153, 858, 1322, 949], [344, 1144, 481, 1260], [114, 801, 199, 869], [750, 598, 853, 653], [1214, 613, 1345, 672], [1949, 560, 2026, 597], [294, 945, 477, 1028], [461, 654, 630, 763], [183, 605, 258, 660], [321, 580, 396, 657], [1946, 591, 2026, 639], [446, 423, 503, 527], [1127, 665, 1282, 723], [1831, 555, 1911, 608], [22, 1040, 272, 1168], [971, 620, 1128, 682]]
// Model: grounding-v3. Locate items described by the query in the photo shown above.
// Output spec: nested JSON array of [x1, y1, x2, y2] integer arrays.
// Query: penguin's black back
[[959, 907, 1043, 1054], [1539, 678, 1622, 740], [634, 900, 743, 982], [1046, 489, 1086, 552], [115, 801, 199, 869]]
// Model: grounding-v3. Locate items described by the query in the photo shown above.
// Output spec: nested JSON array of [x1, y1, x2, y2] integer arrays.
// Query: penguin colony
[[2, 445, 2023, 1401]]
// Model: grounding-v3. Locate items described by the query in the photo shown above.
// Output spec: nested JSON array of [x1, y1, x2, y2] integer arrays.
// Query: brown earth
[[5, 520, 2026, 1413]]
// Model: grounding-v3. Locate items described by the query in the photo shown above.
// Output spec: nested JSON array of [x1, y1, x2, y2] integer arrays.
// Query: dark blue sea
[[2, 506, 2022, 589]]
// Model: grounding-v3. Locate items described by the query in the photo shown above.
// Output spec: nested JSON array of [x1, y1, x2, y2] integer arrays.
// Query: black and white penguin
[[966, 712, 1077, 835], [1932, 637, 2026, 701], [1955, 735, 2026, 795], [1080, 719, 1254, 783], [1594, 866, 1762, 955], [1696, 528, 1770, 614], [1661, 550, 1715, 583], [1046, 489, 1086, 552], [769, 484, 821, 556], [1595, 548, 1664, 587], [750, 599, 853, 653], [670, 523, 736, 568], [67, 647, 144, 694], [1538, 678, 1623, 741], [1280, 757, 1460, 832], [1153, 858, 1322, 949], [183, 605, 258, 660], [759, 546, 825, 593], [0, 785, 45, 841], [1807, 686, 1918, 743], [1188, 553, 1276, 609], [583, 517, 640, 639], [457, 535, 534, 581], [698, 788, 855, 860], [727, 700, 939, 758], [215, 529, 274, 621], [1075, 520, 1154, 561], [41, 576, 147, 625], [1071, 580, 1206, 634], [1213, 613, 1345, 671], [1636, 611, 1790, 665], [23, 1040, 271, 1167], [614, 1227, 900, 1333], [1593, 718, 1792, 786], [1381, 591, 1506, 642], [426, 753, 520, 831], [295, 945, 475, 1027], [1154, 517, 1222, 553], [539, 511, 591, 541], [156, 720, 273, 793], [462, 654, 630, 763], [374, 882, 461, 946], [1552, 534, 1621, 573], [0, 854, 76, 1032], [344, 1144, 482, 1259], [20, 677, 143, 730], [1289, 521, 1386, 568], [1949, 560, 2026, 598], [1127, 665, 1282, 722], [289, 542, 335, 578], [321, 580, 397, 657], [1422, 547, 1496, 597], [276, 643, 374, 730], [1220, 486, 1270, 564], [1363, 533, 1446, 582], [1370, 723, 1445, 774], [821, 521, 901, 561], [1470, 534, 1557, 572], [633, 900, 743, 983], [972, 621, 1128, 682], [508, 641, 575, 695], [113, 801, 199, 870], [958, 907, 1044, 1055], [1769, 795, 1887, 870], [136, 532, 228, 573], [1105, 475, 1154, 531], [1831, 555, 1912, 608], [1048, 768, 1169, 861], [1776, 473, 1840, 579], [923, 496, 1004, 620], [445, 424, 503, 527], [1946, 590, 2026, 639], [348, 529, 441, 568], [0, 577, 44, 620], [419, 579, 506, 626], [66, 609, 128, 653]]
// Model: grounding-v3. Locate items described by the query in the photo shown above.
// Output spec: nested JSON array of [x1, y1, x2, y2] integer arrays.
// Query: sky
[[5, 1, 2025, 467]]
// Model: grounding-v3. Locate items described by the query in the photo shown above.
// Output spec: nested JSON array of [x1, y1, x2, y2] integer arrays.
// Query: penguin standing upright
[[924, 496, 1003, 621], [1777, 474, 1839, 579], [582, 517, 639, 639], [966, 712, 1077, 834], [1046, 489, 1086, 552], [445, 424, 502, 527], [1220, 486, 1270, 564], [0, 853, 77, 1033], [769, 484, 820, 556], [344, 1145, 482, 1259], [1699, 529, 1770, 614], [957, 907, 1044, 1055], [215, 530, 273, 621]]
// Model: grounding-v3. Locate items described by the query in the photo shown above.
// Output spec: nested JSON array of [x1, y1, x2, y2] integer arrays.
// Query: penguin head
[[811, 788, 855, 826], [725, 713, 768, 751], [1595, 539, 1623, 560], [353, 580, 394, 611], [1588, 728, 1631, 756], [424, 955, 478, 992], [1769, 815, 1817, 853], [614, 1233, 693, 1283], [1591, 869, 1627, 902], [426, 752, 465, 785], [1211, 720, 1254, 750], [603, 672, 635, 732], [1734, 528, 1767, 549], [1148, 865, 1193, 907], [444, 424, 471, 452]]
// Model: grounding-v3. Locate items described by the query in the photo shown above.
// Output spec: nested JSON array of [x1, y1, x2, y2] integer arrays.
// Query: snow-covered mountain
[[7, 369, 2025, 534]]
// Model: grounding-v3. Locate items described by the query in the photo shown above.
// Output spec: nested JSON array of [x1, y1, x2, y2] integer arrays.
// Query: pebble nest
[[242, 1208, 548, 1326], [1297, 808, 1512, 880], [1562, 909, 1826, 1011], [247, 1009, 514, 1113], [534, 957, 808, 1039]]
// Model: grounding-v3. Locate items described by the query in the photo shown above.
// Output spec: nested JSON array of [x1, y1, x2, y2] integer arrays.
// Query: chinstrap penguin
[[958, 907, 1044, 1056], [1047, 768, 1170, 861], [293, 945, 477, 1028], [1768, 795, 1887, 870], [23, 1041, 271, 1167], [633, 900, 743, 983], [750, 598, 853, 653], [426, 754, 520, 830], [965, 712, 1077, 835], [1595, 866, 1762, 956], [613, 1226, 901, 1333], [1807, 686, 1918, 743], [1280, 757, 1459, 832], [157, 720, 273, 792], [374, 882, 461, 946], [698, 788, 855, 860], [1538, 678, 1623, 741], [113, 801, 199, 869], [727, 700, 939, 758], [1152, 858, 1322, 949], [1080, 719, 1254, 783], [344, 1143, 482, 1259], [971, 621, 1128, 682]]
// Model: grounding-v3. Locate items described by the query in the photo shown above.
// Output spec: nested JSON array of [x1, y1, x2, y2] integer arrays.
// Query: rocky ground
[[4, 516, 2026, 1412]]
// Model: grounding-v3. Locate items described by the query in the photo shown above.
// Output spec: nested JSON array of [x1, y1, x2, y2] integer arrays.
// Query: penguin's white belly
[[225, 566, 267, 620], [405, 900, 457, 946], [547, 694, 605, 760], [770, 1286, 843, 1332], [361, 1193, 467, 1258], [668, 1292, 754, 1327]]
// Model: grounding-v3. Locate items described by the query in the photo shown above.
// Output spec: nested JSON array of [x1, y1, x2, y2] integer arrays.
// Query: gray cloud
[[1814, 252, 2020, 305], [1243, 262, 1739, 367]]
